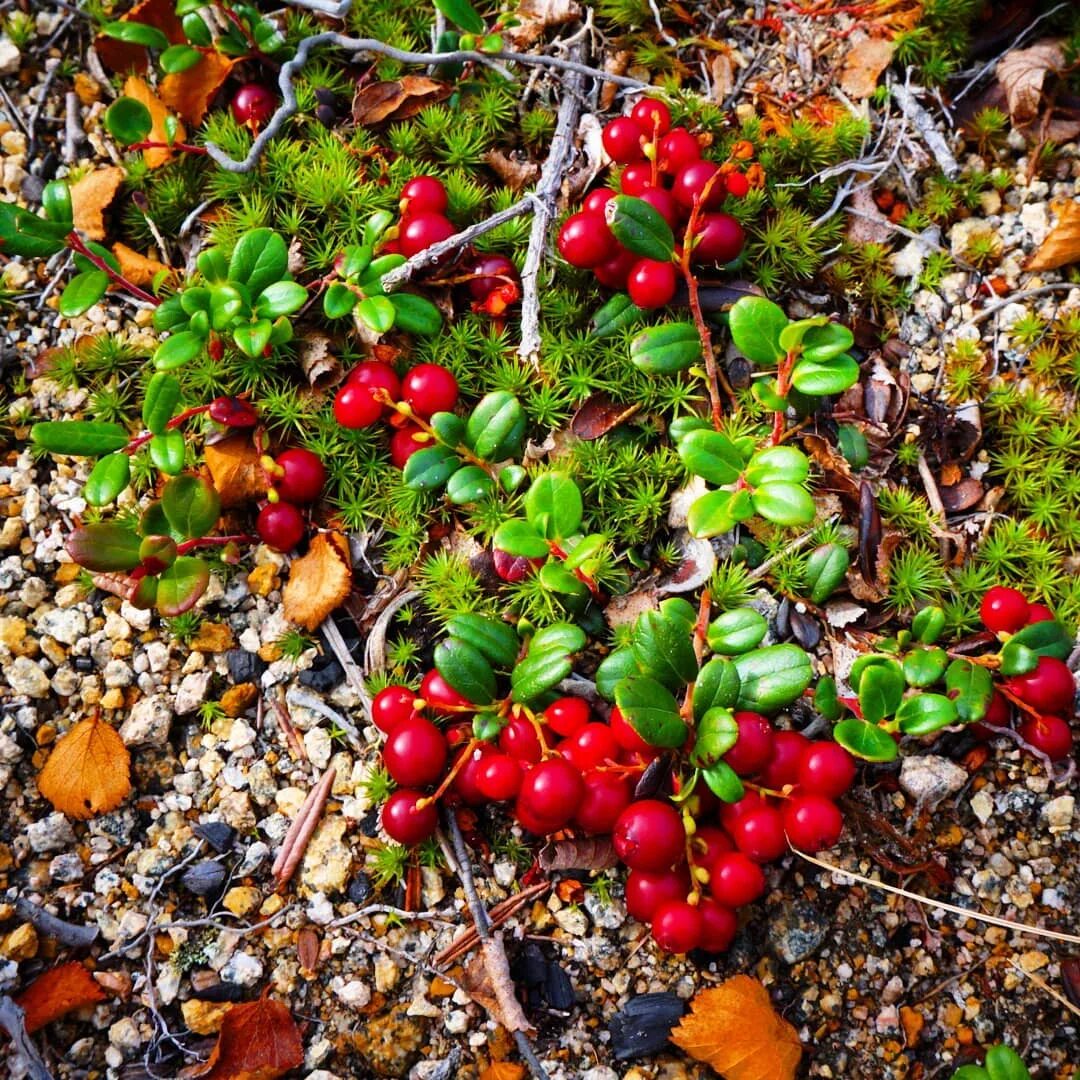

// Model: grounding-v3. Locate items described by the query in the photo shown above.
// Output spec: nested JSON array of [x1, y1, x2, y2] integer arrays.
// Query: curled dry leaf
[[670, 974, 802, 1080], [15, 962, 108, 1033], [1025, 198, 1080, 271], [570, 394, 639, 440], [539, 836, 618, 871], [461, 947, 534, 1034], [123, 76, 184, 168], [94, 0, 183, 74], [70, 167, 125, 242], [503, 0, 581, 48], [37, 714, 132, 821], [181, 995, 303, 1080], [484, 149, 541, 193], [838, 37, 895, 100], [112, 242, 174, 287], [353, 77, 450, 126], [995, 39, 1065, 125], [283, 531, 352, 631], [939, 477, 984, 513], [161, 52, 236, 127], [657, 533, 715, 596], [298, 333, 343, 390], [204, 435, 267, 509]]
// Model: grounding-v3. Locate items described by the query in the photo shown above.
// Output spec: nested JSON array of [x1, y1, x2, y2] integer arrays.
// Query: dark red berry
[[557, 212, 614, 268], [574, 771, 633, 834], [651, 899, 702, 953], [400, 175, 448, 216], [658, 127, 700, 174], [697, 897, 737, 953], [231, 83, 276, 127], [625, 867, 691, 922], [209, 396, 258, 427], [689, 212, 746, 264], [544, 696, 591, 738], [381, 789, 437, 845], [757, 730, 810, 790], [620, 161, 655, 197], [467, 254, 519, 301], [420, 668, 473, 715], [782, 794, 843, 852], [592, 246, 638, 289], [347, 360, 400, 410], [516, 758, 585, 830], [797, 741, 856, 799], [1026, 603, 1055, 624], [729, 802, 787, 863], [708, 850, 766, 908], [724, 171, 750, 198], [498, 715, 548, 763], [723, 712, 774, 777], [627, 258, 676, 309], [389, 424, 427, 469], [402, 363, 458, 418], [1005, 656, 1075, 714], [273, 448, 325, 504], [492, 547, 541, 583], [399, 213, 455, 258], [602, 116, 645, 163], [613, 799, 685, 872], [672, 160, 725, 210], [371, 685, 416, 734], [560, 723, 619, 770], [334, 381, 383, 429], [1018, 714, 1073, 761], [980, 586, 1030, 634], [638, 186, 679, 227], [256, 502, 305, 552], [630, 98, 672, 138], [583, 188, 617, 216], [382, 716, 448, 788], [476, 754, 524, 801], [609, 705, 651, 753]]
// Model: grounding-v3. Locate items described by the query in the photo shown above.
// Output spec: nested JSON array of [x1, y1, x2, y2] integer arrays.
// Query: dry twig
[[271, 767, 337, 890]]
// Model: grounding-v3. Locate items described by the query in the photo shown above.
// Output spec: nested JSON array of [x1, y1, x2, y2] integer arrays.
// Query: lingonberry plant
[[949, 1044, 1032, 1080]]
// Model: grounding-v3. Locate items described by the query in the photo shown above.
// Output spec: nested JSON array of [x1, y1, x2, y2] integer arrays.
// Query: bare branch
[[891, 77, 959, 180], [0, 998, 54, 1080]]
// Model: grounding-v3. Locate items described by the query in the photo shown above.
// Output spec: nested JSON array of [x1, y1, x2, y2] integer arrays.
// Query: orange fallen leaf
[[352, 76, 450, 126], [671, 975, 802, 1080], [1024, 198, 1080, 271], [480, 1064, 527, 1080], [204, 435, 267, 508], [183, 995, 303, 1080], [123, 76, 184, 168], [15, 962, 108, 1033], [161, 52, 236, 127], [94, 0, 184, 74], [282, 532, 352, 631], [70, 167, 125, 241], [37, 714, 132, 820], [112, 242, 174, 288], [995, 39, 1065, 126], [839, 37, 895, 100]]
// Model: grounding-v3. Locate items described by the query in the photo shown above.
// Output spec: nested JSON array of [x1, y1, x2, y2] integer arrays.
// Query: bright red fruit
[[544, 696, 591, 737], [498, 715, 548, 763], [557, 212, 614, 268], [718, 790, 771, 833], [757, 730, 810, 789], [420, 668, 473, 715], [583, 188, 617, 216], [492, 547, 540, 583], [1026, 603, 1055, 624], [389, 424, 427, 468], [630, 98, 672, 137], [231, 84, 276, 127], [399, 213, 455, 258], [651, 899, 702, 953], [782, 794, 843, 852], [592, 246, 638, 289], [658, 127, 700, 174], [697, 898, 737, 953], [797, 741, 856, 799], [382, 716, 447, 788], [620, 162, 655, 197], [467, 254, 518, 301], [371, 685, 416, 734], [1005, 656, 1075, 714], [561, 723, 619, 770], [476, 754, 524, 801], [693, 825, 734, 869], [348, 360, 401, 408], [400, 175, 448, 216], [723, 712, 774, 777], [256, 502, 305, 552], [613, 800, 685, 872], [638, 186, 679, 227], [402, 363, 458, 418], [273, 448, 325, 504], [729, 803, 787, 863], [516, 758, 585, 830], [980, 586, 1030, 633], [381, 789, 437, 845], [708, 850, 766, 908], [672, 160, 725, 210], [724, 171, 750, 198], [334, 381, 383, 428], [625, 867, 690, 922], [609, 705, 652, 753], [450, 742, 494, 806], [627, 258, 676, 309], [690, 212, 746, 264], [574, 772, 633, 834], [1019, 714, 1074, 761], [602, 116, 645, 163]]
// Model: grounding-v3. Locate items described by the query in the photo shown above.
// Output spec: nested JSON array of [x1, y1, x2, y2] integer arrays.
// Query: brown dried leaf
[[352, 77, 450, 126], [503, 0, 581, 48], [298, 333, 343, 390], [122, 76, 184, 168], [996, 39, 1065, 125], [70, 167, 125, 241], [484, 149, 541, 192], [539, 836, 618, 871], [204, 435, 267, 509], [570, 394, 639, 440], [183, 995, 303, 1080], [283, 532, 352, 631], [803, 434, 860, 502], [94, 0, 183, 74], [38, 715, 131, 821], [839, 37, 895, 100], [846, 186, 893, 246], [111, 242, 174, 288], [710, 51, 736, 102], [939, 477, 984, 513], [160, 52, 236, 127], [1025, 198, 1080, 271], [461, 946, 534, 1033], [15, 962, 108, 1033]]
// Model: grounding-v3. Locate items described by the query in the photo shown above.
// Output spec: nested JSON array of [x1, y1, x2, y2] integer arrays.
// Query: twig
[[1007, 957, 1080, 1020], [271, 689, 310, 763], [434, 880, 552, 966], [271, 766, 337, 890], [362, 588, 419, 674], [750, 516, 837, 580], [891, 77, 959, 180], [518, 50, 585, 366], [320, 611, 371, 709], [62, 92, 84, 164], [203, 33, 643, 174], [916, 452, 950, 561], [14, 897, 99, 948], [286, 0, 351, 14], [0, 998, 54, 1080], [27, 60, 61, 162], [328, 904, 454, 929], [968, 283, 1080, 327]]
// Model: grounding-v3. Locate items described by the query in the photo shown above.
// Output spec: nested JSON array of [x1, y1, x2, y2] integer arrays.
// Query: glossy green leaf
[[31, 421, 128, 456], [902, 646, 948, 688], [744, 445, 810, 486], [984, 1046, 1031, 1080], [911, 605, 946, 644], [659, 598, 698, 628], [804, 543, 849, 604], [895, 692, 957, 735], [0, 203, 68, 258], [728, 295, 788, 365], [707, 608, 767, 655], [433, 0, 485, 34], [445, 614, 519, 668], [181, 11, 212, 44], [701, 760, 745, 802], [232, 319, 273, 358], [630, 321, 702, 373], [149, 431, 186, 475], [466, 392, 525, 461], [445, 464, 493, 504], [858, 661, 905, 724], [255, 280, 306, 319], [161, 474, 220, 539], [614, 676, 688, 748], [323, 283, 357, 319], [100, 19, 169, 48], [778, 315, 828, 353], [837, 425, 868, 469], [951, 1069, 991, 1080], [58, 270, 109, 318], [833, 718, 898, 762], [84, 453, 131, 507], [511, 646, 573, 704], [530, 623, 586, 655], [42, 180, 73, 226], [814, 676, 841, 721], [999, 619, 1071, 670], [142, 372, 181, 435], [562, 533, 605, 572], [677, 429, 744, 486], [691, 707, 738, 766], [155, 556, 211, 617], [525, 472, 582, 540], [363, 211, 394, 249], [388, 292, 442, 336], [668, 416, 710, 443], [751, 481, 815, 526], [538, 559, 588, 597], [801, 321, 855, 362], [606, 195, 675, 261], [228, 229, 288, 297], [65, 523, 142, 572], [733, 645, 813, 713], [153, 331, 203, 371], [356, 295, 396, 334], [999, 643, 1037, 677], [160, 43, 202, 73], [687, 488, 737, 539], [402, 445, 460, 491], [138, 534, 177, 572], [591, 292, 645, 339], [104, 96, 153, 145], [693, 657, 740, 720], [492, 518, 549, 559], [945, 659, 994, 723], [596, 647, 640, 701], [434, 637, 496, 705], [789, 353, 860, 396], [631, 610, 697, 689]]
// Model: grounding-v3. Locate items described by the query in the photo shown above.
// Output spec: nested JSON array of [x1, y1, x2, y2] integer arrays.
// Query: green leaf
[[492, 518, 549, 559], [403, 446, 460, 492], [538, 560, 588, 598], [84, 453, 131, 507], [998, 619, 1071, 670], [804, 543, 849, 604], [833, 718, 898, 762], [511, 646, 573, 704], [149, 431, 186, 475], [614, 676, 688, 748], [751, 481, 815, 526], [693, 657, 740, 720], [232, 319, 273, 358], [606, 195, 675, 261], [789, 354, 860, 396], [445, 614, 520, 668], [984, 1046, 1031, 1080], [728, 296, 788, 365], [596, 647, 639, 701], [530, 623, 586, 655], [142, 372, 181, 435], [744, 446, 810, 487], [733, 645, 813, 713], [181, 11, 212, 45], [677, 429, 744, 486], [687, 489, 737, 539], [801, 321, 855, 362], [363, 211, 395, 249], [426, 413, 464, 450], [951, 1069, 991, 1080], [433, 0, 485, 34], [466, 392, 525, 461], [161, 474, 220, 539], [356, 295, 396, 334], [155, 557, 211, 617], [814, 676, 841, 721], [691, 707, 739, 766], [160, 43, 202, 73], [858, 661, 905, 724], [228, 229, 288, 297], [945, 659, 994, 723], [138, 534, 177, 571], [153, 331, 204, 371], [778, 315, 828, 353], [562, 533, 605, 572], [0, 203, 68, 258], [100, 20, 170, 48], [591, 293, 645, 338], [58, 270, 110, 318], [65, 523, 142, 572], [358, 254, 405, 288], [152, 295, 187, 333], [707, 608, 767, 655], [902, 646, 948, 688], [31, 420, 129, 456], [389, 293, 442, 336], [42, 180, 73, 226], [895, 692, 957, 735], [196, 248, 228, 282], [525, 472, 582, 540], [701, 760, 745, 802], [660, 598, 698, 628], [631, 610, 697, 689], [629, 322, 702, 374], [837, 425, 869, 469], [323, 283, 356, 319], [911, 605, 946, 644], [445, 464, 494, 504], [255, 280, 307, 319], [104, 96, 154, 145], [999, 643, 1037, 677], [434, 638, 496, 705]]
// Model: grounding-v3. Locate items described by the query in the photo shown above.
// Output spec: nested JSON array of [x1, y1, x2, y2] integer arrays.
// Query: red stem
[[67, 232, 160, 306], [770, 350, 798, 445], [128, 140, 207, 156], [124, 404, 212, 455]]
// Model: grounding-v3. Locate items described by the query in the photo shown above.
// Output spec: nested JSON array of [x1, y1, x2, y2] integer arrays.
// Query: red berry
[[592, 246, 638, 289], [630, 98, 672, 138], [980, 586, 1030, 634], [382, 716, 448, 788], [1018, 714, 1073, 761], [625, 867, 691, 922], [231, 83, 275, 127], [273, 448, 325, 504], [1005, 656, 1075, 714], [467, 254, 519, 302], [620, 162, 655, 197], [498, 715, 548, 763], [1026, 603, 1055, 624], [984, 690, 1011, 726], [627, 258, 676, 310], [651, 899, 702, 953], [557, 212, 614, 268], [582, 188, 617, 216], [399, 213, 455, 258], [797, 741, 856, 799], [658, 127, 700, 174], [697, 897, 737, 953], [492, 547, 541, 583], [613, 799, 686, 872], [544, 696, 591, 738], [689, 212, 745, 264], [347, 360, 400, 408], [371, 685, 416, 734], [561, 723, 619, 770], [381, 789, 437, 845], [709, 850, 766, 908], [723, 712, 774, 777], [609, 705, 651, 753], [782, 794, 843, 852], [334, 381, 383, 429], [638, 186, 679, 227], [724, 171, 750, 198], [718, 790, 771, 833], [672, 160, 726, 210], [477, 754, 524, 801], [693, 824, 734, 870], [256, 502, 305, 552], [729, 803, 787, 863], [516, 759, 585, 830], [389, 424, 427, 468], [757, 731, 810, 790], [602, 116, 645, 163], [420, 668, 473, 715], [402, 363, 458, 418], [450, 742, 494, 806], [574, 771, 633, 834], [209, 396, 258, 427], [400, 175, 448, 216]]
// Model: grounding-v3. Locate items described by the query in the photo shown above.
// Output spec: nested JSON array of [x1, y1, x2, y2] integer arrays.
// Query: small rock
[[347, 873, 372, 904], [0, 37, 22, 78], [352, 1003, 427, 1078], [582, 1069, 619, 1080], [218, 791, 256, 831], [222, 886, 261, 917], [49, 852, 85, 883], [299, 816, 352, 897], [899, 755, 968, 808], [969, 789, 994, 824], [181, 861, 227, 897], [109, 1017, 142, 1057], [609, 993, 686, 1061], [221, 683, 258, 718], [307, 892, 334, 925], [194, 821, 236, 853], [119, 695, 171, 748], [28, 812, 77, 853], [336, 979, 372, 1009], [38, 607, 87, 646], [1041, 794, 1074, 833], [769, 899, 829, 963], [181, 998, 232, 1035], [300, 655, 344, 692], [226, 718, 256, 752], [553, 906, 589, 936], [374, 954, 400, 993], [584, 890, 626, 930], [304, 727, 333, 769], [7, 656, 51, 698], [190, 622, 235, 652], [175, 671, 212, 714], [221, 951, 263, 987], [0, 924, 37, 961], [246, 563, 279, 597], [226, 649, 264, 685]]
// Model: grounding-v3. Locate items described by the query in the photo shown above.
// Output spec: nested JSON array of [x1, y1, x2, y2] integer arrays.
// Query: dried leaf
[[37, 715, 131, 821], [204, 435, 267, 509], [839, 38, 895, 100], [283, 532, 352, 631], [112, 242, 174, 287], [824, 601, 867, 628], [570, 394, 639, 440], [14, 962, 108, 1033], [298, 333, 343, 390], [539, 836, 618, 871], [460, 948, 534, 1033], [657, 534, 715, 596], [710, 51, 736, 101], [122, 76, 184, 168], [671, 975, 802, 1080], [352, 77, 450, 126], [70, 167, 125, 241], [483, 149, 540, 193], [846, 186, 893, 246], [480, 1065, 527, 1080], [160, 52, 236, 127], [939, 477, 984, 513], [995, 39, 1065, 125], [94, 0, 183, 74], [185, 996, 303, 1080], [1025, 198, 1080, 271], [503, 0, 581, 48]]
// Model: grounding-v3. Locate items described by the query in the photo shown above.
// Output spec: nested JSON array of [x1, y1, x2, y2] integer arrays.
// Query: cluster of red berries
[[374, 672, 856, 954], [977, 587, 1075, 761], [556, 98, 750, 310], [255, 447, 326, 552]]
